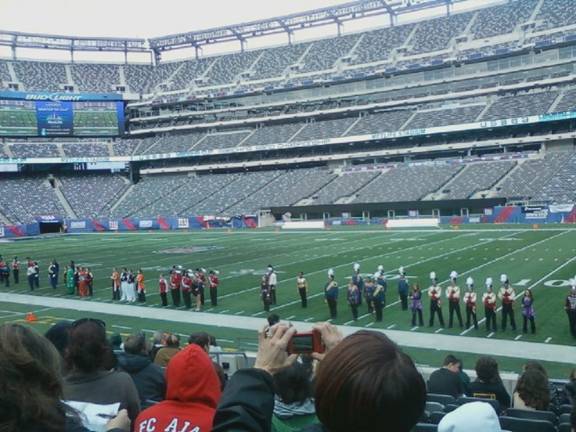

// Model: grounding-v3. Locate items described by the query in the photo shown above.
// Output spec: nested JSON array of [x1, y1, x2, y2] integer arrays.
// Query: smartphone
[[287, 329, 325, 354]]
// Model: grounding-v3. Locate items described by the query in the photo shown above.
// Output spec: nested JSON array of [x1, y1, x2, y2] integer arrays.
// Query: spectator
[[272, 363, 317, 431], [150, 330, 167, 360], [117, 332, 166, 407], [438, 401, 501, 432], [565, 369, 576, 405], [134, 344, 222, 432], [427, 355, 465, 398], [110, 333, 123, 355], [466, 356, 511, 410], [513, 368, 550, 411], [0, 323, 129, 432], [188, 331, 211, 352], [44, 320, 72, 358], [154, 333, 180, 367], [213, 323, 427, 432], [63, 319, 141, 422]]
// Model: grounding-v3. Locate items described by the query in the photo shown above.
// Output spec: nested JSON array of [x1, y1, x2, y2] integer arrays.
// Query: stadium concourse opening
[[38, 219, 63, 234]]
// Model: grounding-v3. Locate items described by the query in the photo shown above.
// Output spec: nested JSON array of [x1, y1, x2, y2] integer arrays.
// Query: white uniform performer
[[428, 272, 445, 327], [268, 268, 278, 305], [446, 271, 463, 328], [498, 274, 516, 331], [463, 277, 478, 330]]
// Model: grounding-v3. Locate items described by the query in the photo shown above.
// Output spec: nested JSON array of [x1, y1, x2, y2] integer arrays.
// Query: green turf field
[[0, 226, 575, 373]]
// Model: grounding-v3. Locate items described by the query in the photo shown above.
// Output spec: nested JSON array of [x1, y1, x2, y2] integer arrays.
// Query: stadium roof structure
[[148, 0, 461, 53]]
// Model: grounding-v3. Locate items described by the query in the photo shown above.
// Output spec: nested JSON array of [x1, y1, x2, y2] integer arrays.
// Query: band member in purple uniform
[[521, 288, 536, 334]]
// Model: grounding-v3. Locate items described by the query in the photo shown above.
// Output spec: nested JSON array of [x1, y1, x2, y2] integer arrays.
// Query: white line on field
[[435, 328, 444, 334], [387, 324, 396, 329], [285, 315, 296, 320], [514, 335, 523, 341], [487, 332, 494, 338], [219, 309, 230, 314], [545, 337, 552, 343], [344, 319, 356, 325], [411, 326, 419, 331], [234, 310, 245, 315], [304, 317, 314, 322], [365, 322, 375, 327], [112, 324, 131, 329], [251, 311, 264, 317]]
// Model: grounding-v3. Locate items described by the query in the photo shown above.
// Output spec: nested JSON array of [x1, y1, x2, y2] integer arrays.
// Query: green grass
[[1, 227, 575, 375]]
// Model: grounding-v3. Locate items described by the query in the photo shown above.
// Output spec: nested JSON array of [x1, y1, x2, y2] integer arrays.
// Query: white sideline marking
[[344, 320, 355, 325], [285, 315, 296, 320], [435, 328, 444, 334], [219, 309, 230, 314], [487, 332, 495, 338], [304, 317, 314, 322], [234, 310, 245, 315], [411, 326, 419, 331], [514, 335, 523, 341], [545, 337, 552, 344], [112, 324, 131, 329], [251, 311, 264, 317], [387, 324, 396, 329], [365, 322, 375, 327]]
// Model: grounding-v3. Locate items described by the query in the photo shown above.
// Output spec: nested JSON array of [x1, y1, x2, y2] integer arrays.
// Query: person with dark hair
[[110, 333, 123, 356], [267, 314, 280, 327], [212, 323, 427, 432], [0, 323, 129, 432], [427, 355, 465, 398], [188, 331, 211, 352], [63, 319, 141, 423], [466, 356, 510, 410], [48, 259, 59, 289], [521, 289, 536, 334], [135, 344, 222, 432], [44, 321, 73, 359], [154, 333, 180, 367], [513, 368, 550, 411], [117, 332, 166, 407], [272, 363, 317, 431], [27, 262, 36, 291]]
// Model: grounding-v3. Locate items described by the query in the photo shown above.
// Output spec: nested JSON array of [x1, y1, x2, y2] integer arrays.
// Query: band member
[[347, 281, 361, 321], [296, 272, 308, 308], [428, 272, 445, 327], [192, 270, 203, 312], [197, 268, 206, 306], [325, 269, 339, 320], [111, 268, 120, 300], [66, 265, 75, 295], [268, 265, 278, 305], [372, 277, 385, 322], [170, 267, 182, 307], [78, 268, 89, 297], [159, 274, 168, 307], [33, 262, 40, 289], [27, 264, 36, 291], [0, 256, 9, 288], [446, 271, 463, 328], [565, 282, 576, 338], [352, 263, 363, 305], [364, 277, 375, 314], [374, 265, 387, 308], [12, 256, 20, 284], [86, 267, 93, 296], [261, 274, 272, 312], [127, 270, 136, 303], [181, 270, 193, 309], [398, 267, 409, 310], [410, 284, 424, 327], [120, 268, 129, 302], [209, 270, 220, 307], [48, 260, 58, 289], [483, 278, 497, 333], [463, 277, 478, 330], [498, 274, 516, 331], [136, 269, 146, 303], [522, 289, 535, 334]]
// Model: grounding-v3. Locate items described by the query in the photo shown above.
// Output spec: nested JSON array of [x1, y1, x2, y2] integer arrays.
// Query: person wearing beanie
[[483, 278, 497, 333], [135, 344, 221, 432], [428, 272, 445, 328], [463, 277, 478, 330], [446, 271, 463, 329], [498, 274, 516, 332], [438, 401, 501, 432]]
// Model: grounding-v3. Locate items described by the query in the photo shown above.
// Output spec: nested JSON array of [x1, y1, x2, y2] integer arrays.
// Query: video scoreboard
[[0, 91, 125, 137]]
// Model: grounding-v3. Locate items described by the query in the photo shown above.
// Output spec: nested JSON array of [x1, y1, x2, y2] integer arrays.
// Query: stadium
[[0, 0, 576, 430]]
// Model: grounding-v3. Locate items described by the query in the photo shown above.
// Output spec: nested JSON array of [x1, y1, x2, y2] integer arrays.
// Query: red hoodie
[[135, 344, 221, 432]]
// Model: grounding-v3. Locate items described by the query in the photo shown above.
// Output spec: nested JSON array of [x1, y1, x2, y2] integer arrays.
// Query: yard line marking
[[304, 317, 314, 322], [285, 315, 296, 320], [462, 235, 575, 335], [219, 309, 230, 314], [514, 335, 523, 341], [344, 320, 356, 325], [545, 337, 552, 344], [487, 332, 495, 338], [365, 322, 375, 327], [387, 324, 396, 329], [217, 338, 234, 343], [411, 326, 419, 331], [358, 313, 371, 320], [251, 311, 264, 317], [234, 310, 245, 315], [205, 308, 214, 312], [142, 329, 158, 333], [435, 328, 444, 334], [112, 324, 131, 330]]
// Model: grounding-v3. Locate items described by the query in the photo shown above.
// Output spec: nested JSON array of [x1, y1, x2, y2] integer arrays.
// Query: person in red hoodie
[[135, 344, 221, 432]]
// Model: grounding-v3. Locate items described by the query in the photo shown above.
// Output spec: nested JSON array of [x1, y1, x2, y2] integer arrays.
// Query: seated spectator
[[438, 401, 501, 432], [272, 363, 317, 431], [458, 360, 471, 393], [209, 334, 223, 353], [513, 368, 550, 410], [213, 323, 426, 432], [63, 319, 141, 422], [188, 331, 211, 352], [153, 333, 180, 367], [565, 368, 576, 405], [150, 330, 167, 360], [44, 320, 72, 358], [267, 313, 280, 326], [134, 344, 222, 432], [427, 355, 465, 398], [466, 356, 510, 410], [110, 333, 123, 355], [117, 332, 166, 407], [0, 323, 129, 432]]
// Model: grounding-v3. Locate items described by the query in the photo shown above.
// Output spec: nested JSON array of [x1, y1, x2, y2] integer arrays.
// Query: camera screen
[[292, 334, 314, 352]]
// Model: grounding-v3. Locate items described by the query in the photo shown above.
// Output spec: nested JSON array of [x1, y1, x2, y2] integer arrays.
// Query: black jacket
[[466, 380, 511, 411], [427, 368, 464, 398], [213, 368, 323, 432], [117, 353, 166, 405]]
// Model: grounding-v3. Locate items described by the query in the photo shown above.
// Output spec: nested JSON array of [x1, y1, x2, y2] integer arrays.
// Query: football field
[[1, 226, 575, 375]]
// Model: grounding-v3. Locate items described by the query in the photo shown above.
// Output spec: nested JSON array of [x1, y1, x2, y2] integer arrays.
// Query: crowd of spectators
[[2, 318, 575, 432]]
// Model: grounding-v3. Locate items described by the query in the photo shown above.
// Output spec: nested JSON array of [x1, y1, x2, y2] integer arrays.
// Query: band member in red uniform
[[428, 272, 445, 328], [181, 270, 193, 309], [159, 274, 168, 307], [170, 267, 182, 307], [209, 270, 219, 307], [498, 274, 516, 331], [463, 277, 478, 330], [483, 278, 497, 333], [446, 271, 463, 328], [12, 256, 20, 285], [86, 267, 94, 296], [196, 268, 207, 306]]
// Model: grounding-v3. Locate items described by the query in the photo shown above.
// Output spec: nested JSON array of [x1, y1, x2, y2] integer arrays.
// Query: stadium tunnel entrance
[[39, 221, 63, 234]]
